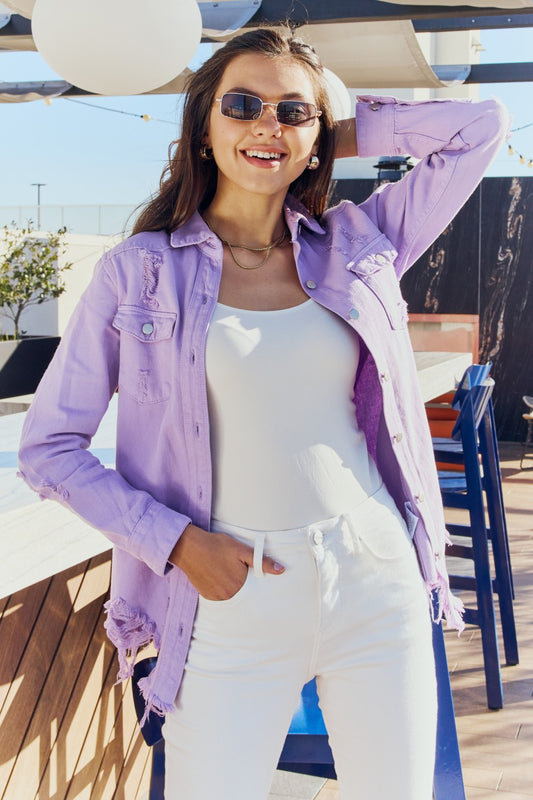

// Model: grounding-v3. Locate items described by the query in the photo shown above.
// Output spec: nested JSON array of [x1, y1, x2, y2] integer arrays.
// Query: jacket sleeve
[[355, 94, 510, 278], [17, 254, 192, 577]]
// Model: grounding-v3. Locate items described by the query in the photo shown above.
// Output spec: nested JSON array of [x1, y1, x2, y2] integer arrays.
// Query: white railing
[[0, 205, 138, 236]]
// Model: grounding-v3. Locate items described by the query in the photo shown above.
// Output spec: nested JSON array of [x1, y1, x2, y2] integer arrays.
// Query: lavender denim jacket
[[18, 95, 509, 721]]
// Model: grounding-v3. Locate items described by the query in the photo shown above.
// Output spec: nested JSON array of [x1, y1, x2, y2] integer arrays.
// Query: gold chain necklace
[[205, 219, 289, 270]]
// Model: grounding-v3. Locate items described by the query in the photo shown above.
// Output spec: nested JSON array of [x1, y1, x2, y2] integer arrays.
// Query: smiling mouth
[[242, 149, 285, 160]]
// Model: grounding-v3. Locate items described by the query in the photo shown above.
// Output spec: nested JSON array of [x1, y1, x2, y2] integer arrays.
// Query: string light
[[507, 144, 533, 168], [62, 96, 175, 124], [506, 123, 533, 169]]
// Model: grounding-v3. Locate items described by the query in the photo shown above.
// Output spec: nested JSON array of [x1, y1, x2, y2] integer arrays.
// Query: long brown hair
[[132, 28, 336, 235]]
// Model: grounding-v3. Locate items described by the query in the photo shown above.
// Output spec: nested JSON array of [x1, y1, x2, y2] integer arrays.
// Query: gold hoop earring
[[307, 154, 320, 171], [200, 145, 214, 161]]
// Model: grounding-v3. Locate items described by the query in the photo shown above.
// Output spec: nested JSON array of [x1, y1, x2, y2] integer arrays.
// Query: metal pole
[[31, 182, 46, 229]]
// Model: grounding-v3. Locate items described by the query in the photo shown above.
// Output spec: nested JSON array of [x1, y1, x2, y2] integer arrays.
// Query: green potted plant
[[0, 222, 72, 399]]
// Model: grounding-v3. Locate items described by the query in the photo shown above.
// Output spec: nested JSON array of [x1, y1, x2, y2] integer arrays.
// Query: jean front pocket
[[355, 501, 414, 561], [198, 567, 254, 608], [112, 305, 177, 404]]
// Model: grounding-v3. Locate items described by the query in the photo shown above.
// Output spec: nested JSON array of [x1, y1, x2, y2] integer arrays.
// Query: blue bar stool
[[520, 395, 533, 470], [433, 378, 518, 709]]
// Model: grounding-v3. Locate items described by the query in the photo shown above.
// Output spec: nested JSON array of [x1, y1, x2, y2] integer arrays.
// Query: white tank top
[[205, 299, 382, 529]]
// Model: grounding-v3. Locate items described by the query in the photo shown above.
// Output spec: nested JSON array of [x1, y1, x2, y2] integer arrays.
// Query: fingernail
[[273, 562, 284, 572]]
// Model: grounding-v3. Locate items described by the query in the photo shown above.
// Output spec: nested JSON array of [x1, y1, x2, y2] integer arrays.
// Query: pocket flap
[[345, 234, 397, 277], [112, 306, 177, 342]]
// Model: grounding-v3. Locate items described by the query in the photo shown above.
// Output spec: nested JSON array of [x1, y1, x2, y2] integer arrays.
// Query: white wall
[[0, 232, 121, 337]]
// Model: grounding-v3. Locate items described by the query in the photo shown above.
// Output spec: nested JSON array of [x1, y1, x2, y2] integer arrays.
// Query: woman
[[18, 28, 508, 800]]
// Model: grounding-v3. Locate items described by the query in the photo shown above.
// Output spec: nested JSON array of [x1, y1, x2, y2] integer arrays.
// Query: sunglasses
[[215, 92, 322, 128]]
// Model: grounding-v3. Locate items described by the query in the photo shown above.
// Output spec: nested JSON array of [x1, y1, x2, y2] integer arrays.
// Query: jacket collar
[[283, 195, 326, 238], [169, 212, 216, 248]]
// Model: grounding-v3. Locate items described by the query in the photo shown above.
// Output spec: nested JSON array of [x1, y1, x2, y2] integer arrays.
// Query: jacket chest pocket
[[112, 305, 177, 404]]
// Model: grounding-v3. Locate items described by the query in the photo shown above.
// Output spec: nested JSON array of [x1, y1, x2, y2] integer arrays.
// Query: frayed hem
[[104, 597, 160, 682], [137, 675, 175, 728], [427, 578, 465, 634]]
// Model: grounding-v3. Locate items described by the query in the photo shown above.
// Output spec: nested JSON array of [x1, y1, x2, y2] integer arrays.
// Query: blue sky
[[0, 28, 532, 209]]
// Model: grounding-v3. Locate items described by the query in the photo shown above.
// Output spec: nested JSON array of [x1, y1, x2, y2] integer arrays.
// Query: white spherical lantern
[[32, 0, 202, 96], [323, 68, 352, 121]]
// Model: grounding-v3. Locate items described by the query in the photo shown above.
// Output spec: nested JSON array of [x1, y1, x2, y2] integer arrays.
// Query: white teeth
[[244, 150, 282, 159]]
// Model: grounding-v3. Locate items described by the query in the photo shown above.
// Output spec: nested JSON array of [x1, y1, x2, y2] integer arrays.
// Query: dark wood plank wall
[[0, 551, 152, 800], [334, 177, 533, 442]]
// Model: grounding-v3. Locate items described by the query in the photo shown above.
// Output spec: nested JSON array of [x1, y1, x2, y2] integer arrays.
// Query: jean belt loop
[[253, 532, 266, 577]]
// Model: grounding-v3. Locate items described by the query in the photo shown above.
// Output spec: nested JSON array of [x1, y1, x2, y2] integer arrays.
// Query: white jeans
[[163, 486, 437, 800]]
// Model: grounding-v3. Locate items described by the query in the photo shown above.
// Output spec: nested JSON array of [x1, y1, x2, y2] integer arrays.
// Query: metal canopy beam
[[465, 61, 533, 82], [0, 61, 524, 99], [413, 13, 533, 31], [247, 0, 533, 27], [2, 6, 533, 42]]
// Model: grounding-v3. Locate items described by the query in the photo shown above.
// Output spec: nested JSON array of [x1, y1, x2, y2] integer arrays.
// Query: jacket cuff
[[129, 500, 191, 577], [355, 96, 397, 159]]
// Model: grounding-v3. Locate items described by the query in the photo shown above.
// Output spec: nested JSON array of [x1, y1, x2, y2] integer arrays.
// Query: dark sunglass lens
[[221, 93, 262, 120], [277, 101, 316, 126], [242, 94, 262, 120]]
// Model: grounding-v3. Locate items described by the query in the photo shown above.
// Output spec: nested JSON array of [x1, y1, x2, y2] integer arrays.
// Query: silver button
[[380, 371, 390, 382], [349, 308, 359, 320], [306, 280, 317, 290], [142, 322, 154, 335], [393, 432, 403, 444], [313, 530, 323, 545], [369, 102, 381, 111]]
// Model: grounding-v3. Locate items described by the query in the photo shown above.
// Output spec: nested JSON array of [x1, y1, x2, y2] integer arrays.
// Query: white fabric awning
[[0, 79, 71, 101], [301, 21, 452, 89]]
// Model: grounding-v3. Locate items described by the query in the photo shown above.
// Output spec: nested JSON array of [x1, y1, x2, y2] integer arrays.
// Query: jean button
[[313, 530, 323, 545]]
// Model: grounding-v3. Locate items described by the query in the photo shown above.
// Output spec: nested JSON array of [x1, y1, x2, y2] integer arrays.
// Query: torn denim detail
[[104, 597, 161, 682], [426, 573, 465, 634], [17, 470, 70, 502], [39, 483, 70, 502], [140, 250, 163, 308]]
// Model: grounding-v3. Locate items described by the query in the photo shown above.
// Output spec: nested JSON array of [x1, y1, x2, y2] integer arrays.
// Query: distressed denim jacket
[[18, 95, 509, 721]]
